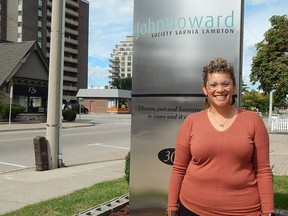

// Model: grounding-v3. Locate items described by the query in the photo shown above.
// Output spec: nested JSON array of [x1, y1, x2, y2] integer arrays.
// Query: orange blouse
[[167, 109, 274, 216]]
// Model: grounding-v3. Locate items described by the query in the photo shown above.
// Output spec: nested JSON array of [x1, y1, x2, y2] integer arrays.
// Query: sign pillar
[[130, 0, 244, 215]]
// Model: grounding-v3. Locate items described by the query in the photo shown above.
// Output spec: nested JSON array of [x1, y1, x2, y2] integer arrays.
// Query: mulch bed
[[109, 205, 129, 216]]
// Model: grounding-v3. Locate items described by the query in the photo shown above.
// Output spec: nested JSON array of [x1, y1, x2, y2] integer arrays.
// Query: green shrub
[[62, 109, 76, 122], [0, 103, 25, 120], [124, 151, 130, 184]]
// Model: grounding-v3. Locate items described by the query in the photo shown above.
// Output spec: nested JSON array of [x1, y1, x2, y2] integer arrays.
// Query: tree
[[241, 81, 249, 93], [111, 77, 132, 90], [241, 90, 269, 114], [250, 15, 288, 106]]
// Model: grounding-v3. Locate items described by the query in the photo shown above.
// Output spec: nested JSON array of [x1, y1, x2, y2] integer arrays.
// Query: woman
[[167, 58, 275, 216]]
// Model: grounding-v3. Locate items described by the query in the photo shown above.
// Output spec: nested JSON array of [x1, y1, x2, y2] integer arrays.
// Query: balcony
[[63, 85, 78, 91], [109, 75, 120, 79], [64, 66, 78, 73], [64, 56, 78, 64], [109, 58, 120, 63], [65, 47, 78, 55], [109, 74, 120, 78], [65, 27, 78, 36], [63, 76, 78, 82], [109, 64, 120, 68], [66, 0, 79, 8], [66, 8, 79, 17], [65, 37, 78, 45], [65, 18, 78, 27], [109, 67, 120, 72]]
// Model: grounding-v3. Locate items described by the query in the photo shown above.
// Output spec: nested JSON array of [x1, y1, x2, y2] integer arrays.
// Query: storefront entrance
[[13, 84, 48, 113]]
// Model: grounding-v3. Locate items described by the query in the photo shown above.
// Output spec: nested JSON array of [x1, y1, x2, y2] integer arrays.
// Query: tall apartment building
[[0, 0, 89, 102], [109, 36, 133, 85]]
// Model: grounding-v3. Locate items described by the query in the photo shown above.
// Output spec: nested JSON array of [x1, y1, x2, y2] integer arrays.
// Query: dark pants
[[179, 201, 199, 216]]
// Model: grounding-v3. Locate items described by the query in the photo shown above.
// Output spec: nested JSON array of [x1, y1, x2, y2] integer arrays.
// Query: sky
[[87, 0, 288, 89]]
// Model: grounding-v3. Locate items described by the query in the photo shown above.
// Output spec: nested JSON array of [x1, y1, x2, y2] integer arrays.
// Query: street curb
[[0, 122, 95, 132], [74, 193, 129, 216], [276, 209, 288, 216]]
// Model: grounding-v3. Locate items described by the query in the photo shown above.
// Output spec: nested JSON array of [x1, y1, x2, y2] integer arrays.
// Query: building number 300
[[158, 148, 175, 165]]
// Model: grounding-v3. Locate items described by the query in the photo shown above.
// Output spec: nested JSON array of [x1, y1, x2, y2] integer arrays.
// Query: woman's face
[[202, 72, 236, 109]]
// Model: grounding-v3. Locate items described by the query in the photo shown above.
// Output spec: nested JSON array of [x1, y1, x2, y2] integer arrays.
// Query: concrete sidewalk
[[0, 159, 125, 215], [269, 133, 288, 176], [0, 120, 287, 215]]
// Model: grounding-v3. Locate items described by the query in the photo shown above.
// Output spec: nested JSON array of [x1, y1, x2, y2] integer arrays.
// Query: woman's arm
[[252, 115, 274, 215], [167, 119, 192, 211]]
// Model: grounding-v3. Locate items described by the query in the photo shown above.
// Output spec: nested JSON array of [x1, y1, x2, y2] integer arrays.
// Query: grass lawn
[[274, 175, 288, 210], [1, 178, 128, 216], [1, 176, 287, 216]]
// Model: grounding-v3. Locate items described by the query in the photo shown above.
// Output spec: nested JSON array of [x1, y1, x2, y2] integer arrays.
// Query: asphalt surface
[[0, 115, 287, 215], [0, 115, 129, 215]]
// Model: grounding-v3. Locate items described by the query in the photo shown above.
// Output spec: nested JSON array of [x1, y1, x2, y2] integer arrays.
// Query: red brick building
[[76, 89, 132, 114]]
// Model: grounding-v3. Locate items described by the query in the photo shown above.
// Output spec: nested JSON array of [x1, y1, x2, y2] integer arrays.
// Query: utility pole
[[46, 0, 65, 169], [9, 86, 13, 129], [268, 91, 273, 132]]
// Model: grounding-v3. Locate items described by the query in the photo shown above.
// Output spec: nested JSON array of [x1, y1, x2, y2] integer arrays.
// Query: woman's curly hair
[[202, 57, 236, 85]]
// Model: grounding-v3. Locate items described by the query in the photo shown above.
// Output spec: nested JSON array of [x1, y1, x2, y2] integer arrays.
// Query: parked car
[[271, 114, 280, 120], [64, 103, 89, 114]]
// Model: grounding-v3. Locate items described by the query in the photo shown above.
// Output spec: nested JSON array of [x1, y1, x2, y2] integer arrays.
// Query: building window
[[13, 95, 46, 113], [38, 0, 43, 7], [38, 10, 42, 17], [18, 15, 22, 22]]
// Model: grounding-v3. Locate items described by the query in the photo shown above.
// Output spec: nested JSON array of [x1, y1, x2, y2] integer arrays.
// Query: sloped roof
[[0, 41, 48, 86], [77, 89, 132, 98]]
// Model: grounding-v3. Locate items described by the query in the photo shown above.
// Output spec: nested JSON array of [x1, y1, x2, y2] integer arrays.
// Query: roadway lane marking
[[0, 161, 27, 168], [87, 143, 130, 150]]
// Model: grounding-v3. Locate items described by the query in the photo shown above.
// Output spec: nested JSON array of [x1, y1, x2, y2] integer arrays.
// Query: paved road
[[0, 118, 130, 173]]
